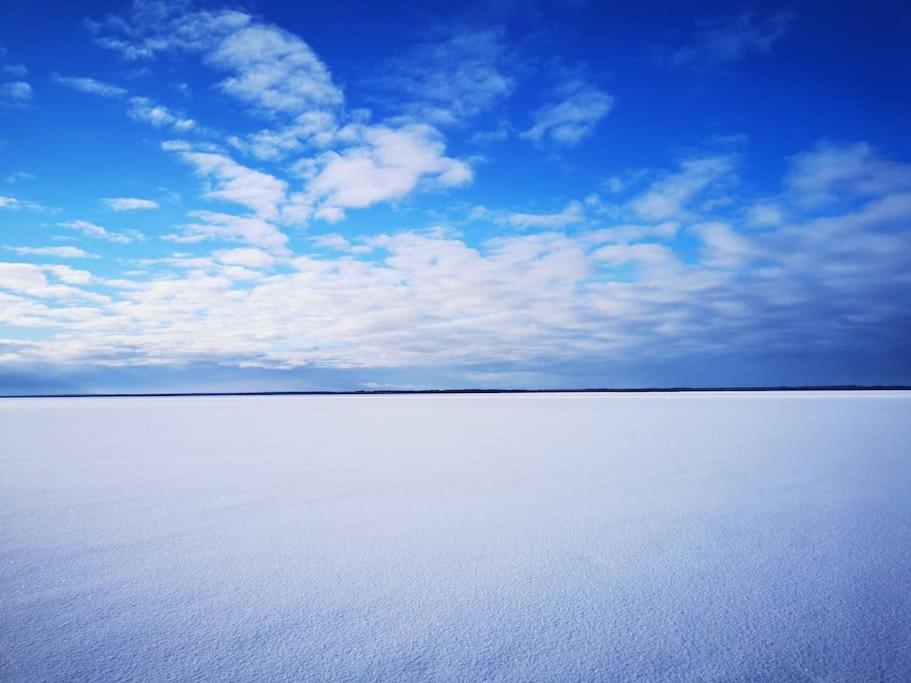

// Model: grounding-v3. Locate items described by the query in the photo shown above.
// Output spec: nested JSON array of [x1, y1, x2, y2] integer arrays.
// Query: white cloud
[[584, 222, 680, 245], [309, 233, 352, 251], [102, 197, 160, 211], [43, 264, 93, 285], [0, 262, 107, 303], [603, 168, 650, 195], [522, 81, 613, 147], [90, 3, 473, 224], [93, 4, 341, 117], [166, 127, 467, 241], [313, 205, 345, 223], [169, 149, 287, 219], [5, 246, 98, 259], [88, 4, 252, 60], [165, 211, 289, 254], [4, 141, 911, 372], [690, 222, 758, 268], [0, 195, 45, 211], [213, 248, 275, 269], [128, 96, 196, 131], [474, 201, 586, 229], [592, 243, 677, 269], [786, 141, 911, 207], [297, 123, 472, 222], [58, 220, 142, 244], [228, 111, 337, 161], [747, 202, 784, 227], [206, 24, 343, 115], [0, 81, 32, 103], [504, 201, 585, 229], [0, 263, 47, 293], [51, 73, 127, 98], [629, 155, 737, 221]]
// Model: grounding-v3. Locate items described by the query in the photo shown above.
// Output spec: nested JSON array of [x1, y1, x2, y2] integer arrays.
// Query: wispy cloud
[[92, 3, 342, 117], [628, 155, 738, 221], [474, 201, 586, 229], [4, 171, 36, 184], [786, 141, 911, 207], [166, 146, 287, 220], [58, 220, 144, 244], [374, 27, 515, 125], [51, 73, 127, 98], [91, 1, 473, 228], [0, 81, 32, 103], [5, 246, 99, 259], [163, 211, 289, 254], [228, 111, 337, 161], [522, 80, 613, 147], [127, 96, 196, 131], [1, 63, 27, 78], [102, 197, 160, 211], [207, 24, 343, 115], [666, 10, 794, 68], [0, 195, 46, 211], [87, 3, 251, 60]]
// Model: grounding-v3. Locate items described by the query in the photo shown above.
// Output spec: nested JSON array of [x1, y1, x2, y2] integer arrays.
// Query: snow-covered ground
[[2, 392, 910, 681]]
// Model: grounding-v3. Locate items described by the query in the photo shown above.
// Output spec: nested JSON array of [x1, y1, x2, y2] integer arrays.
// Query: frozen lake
[[2, 392, 910, 681]]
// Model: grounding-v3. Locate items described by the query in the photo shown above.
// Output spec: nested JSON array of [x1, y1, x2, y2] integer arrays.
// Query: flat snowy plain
[[2, 392, 910, 681]]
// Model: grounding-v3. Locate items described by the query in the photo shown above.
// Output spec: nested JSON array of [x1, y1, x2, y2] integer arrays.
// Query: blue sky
[[1, 0, 910, 392]]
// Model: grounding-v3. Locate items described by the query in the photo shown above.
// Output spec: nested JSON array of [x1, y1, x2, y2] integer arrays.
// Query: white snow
[[1, 392, 910, 681]]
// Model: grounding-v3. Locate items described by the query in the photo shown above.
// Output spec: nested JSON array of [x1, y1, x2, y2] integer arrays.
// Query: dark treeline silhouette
[[2, 385, 908, 399]]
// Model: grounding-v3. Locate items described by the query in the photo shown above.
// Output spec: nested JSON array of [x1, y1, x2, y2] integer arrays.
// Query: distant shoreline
[[1, 386, 909, 399]]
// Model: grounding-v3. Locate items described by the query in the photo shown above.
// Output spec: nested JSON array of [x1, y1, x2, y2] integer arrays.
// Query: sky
[[0, 0, 909, 393]]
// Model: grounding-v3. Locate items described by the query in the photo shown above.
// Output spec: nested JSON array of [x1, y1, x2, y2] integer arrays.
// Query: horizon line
[[2, 385, 910, 399]]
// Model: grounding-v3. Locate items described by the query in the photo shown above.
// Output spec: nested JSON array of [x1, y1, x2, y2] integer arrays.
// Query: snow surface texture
[[2, 392, 910, 681]]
